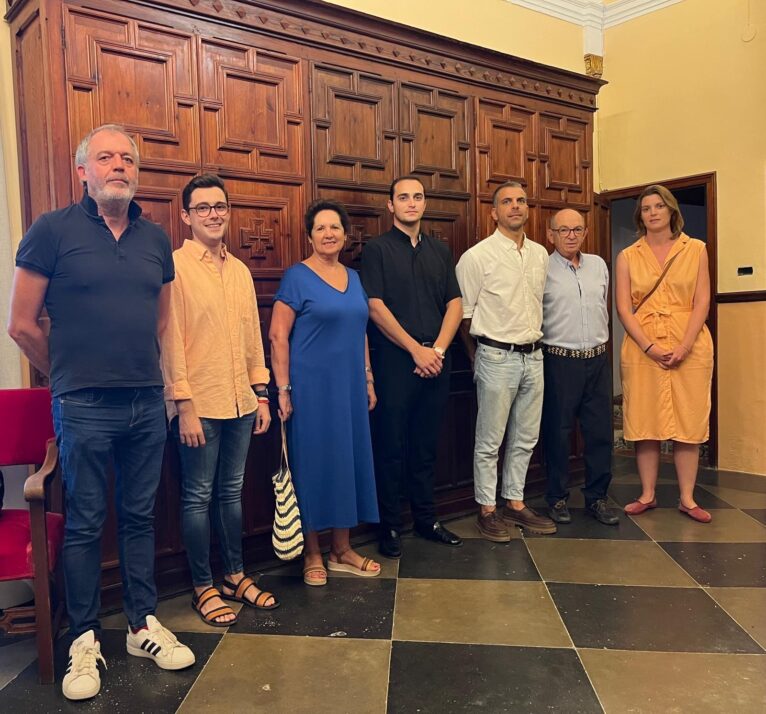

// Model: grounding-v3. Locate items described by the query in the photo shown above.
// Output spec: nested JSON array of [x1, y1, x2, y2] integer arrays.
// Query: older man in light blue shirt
[[541, 208, 619, 526]]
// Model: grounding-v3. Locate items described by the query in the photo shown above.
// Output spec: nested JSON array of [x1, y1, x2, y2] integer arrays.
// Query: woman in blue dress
[[270, 199, 380, 586]]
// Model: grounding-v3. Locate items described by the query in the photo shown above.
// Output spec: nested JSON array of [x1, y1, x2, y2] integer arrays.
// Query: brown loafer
[[476, 510, 512, 542], [500, 505, 557, 535]]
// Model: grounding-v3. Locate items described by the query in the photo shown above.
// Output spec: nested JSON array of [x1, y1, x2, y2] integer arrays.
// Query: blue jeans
[[172, 412, 255, 587], [473, 345, 544, 504], [53, 386, 167, 638]]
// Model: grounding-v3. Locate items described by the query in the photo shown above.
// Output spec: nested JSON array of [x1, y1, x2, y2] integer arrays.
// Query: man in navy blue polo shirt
[[8, 124, 194, 700]]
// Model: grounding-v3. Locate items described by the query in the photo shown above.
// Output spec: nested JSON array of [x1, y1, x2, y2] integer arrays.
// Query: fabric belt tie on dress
[[477, 336, 543, 354], [543, 343, 608, 360], [641, 306, 692, 340]]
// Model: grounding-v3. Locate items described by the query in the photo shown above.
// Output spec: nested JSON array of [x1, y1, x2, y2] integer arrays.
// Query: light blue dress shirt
[[542, 250, 609, 350]]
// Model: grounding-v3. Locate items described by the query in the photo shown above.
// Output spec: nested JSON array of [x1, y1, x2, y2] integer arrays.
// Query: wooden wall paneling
[[199, 36, 304, 180], [538, 111, 592, 207], [476, 96, 537, 206], [311, 62, 397, 191], [63, 6, 201, 172]]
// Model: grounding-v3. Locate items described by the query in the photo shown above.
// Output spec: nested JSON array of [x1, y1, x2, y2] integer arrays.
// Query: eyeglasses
[[552, 226, 585, 238], [187, 202, 230, 218]]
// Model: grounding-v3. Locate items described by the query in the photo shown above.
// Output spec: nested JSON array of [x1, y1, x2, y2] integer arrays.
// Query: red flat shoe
[[624, 498, 657, 516], [678, 503, 712, 523]]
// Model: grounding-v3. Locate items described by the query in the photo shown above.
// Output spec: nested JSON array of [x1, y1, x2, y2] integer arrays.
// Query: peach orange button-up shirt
[[161, 239, 270, 420]]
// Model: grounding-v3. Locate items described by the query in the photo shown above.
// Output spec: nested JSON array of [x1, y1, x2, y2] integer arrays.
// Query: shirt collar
[[490, 228, 527, 253], [182, 238, 228, 261], [552, 249, 583, 268], [79, 189, 142, 223], [391, 224, 422, 243]]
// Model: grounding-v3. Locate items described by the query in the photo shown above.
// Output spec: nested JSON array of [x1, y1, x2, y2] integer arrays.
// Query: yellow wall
[[599, 0, 766, 293], [326, 0, 585, 74], [717, 303, 766, 474], [599, 0, 766, 475], [1, 19, 22, 252]]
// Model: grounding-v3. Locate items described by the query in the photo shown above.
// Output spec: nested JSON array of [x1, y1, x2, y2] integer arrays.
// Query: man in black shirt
[[360, 176, 463, 558], [9, 125, 194, 701]]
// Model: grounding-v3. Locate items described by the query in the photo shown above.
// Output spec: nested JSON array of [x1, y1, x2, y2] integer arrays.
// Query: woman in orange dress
[[615, 184, 714, 523]]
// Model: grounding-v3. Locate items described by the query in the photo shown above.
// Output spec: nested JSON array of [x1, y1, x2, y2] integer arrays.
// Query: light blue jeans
[[473, 344, 544, 505]]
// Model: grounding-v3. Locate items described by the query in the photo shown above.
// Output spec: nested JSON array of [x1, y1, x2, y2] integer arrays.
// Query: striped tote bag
[[271, 423, 304, 560]]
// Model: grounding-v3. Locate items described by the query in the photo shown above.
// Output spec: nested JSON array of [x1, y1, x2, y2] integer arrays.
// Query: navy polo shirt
[[360, 225, 462, 347], [14, 192, 175, 396]]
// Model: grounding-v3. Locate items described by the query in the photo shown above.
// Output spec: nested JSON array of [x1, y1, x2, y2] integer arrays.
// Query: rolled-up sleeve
[[455, 251, 482, 319], [160, 272, 192, 401]]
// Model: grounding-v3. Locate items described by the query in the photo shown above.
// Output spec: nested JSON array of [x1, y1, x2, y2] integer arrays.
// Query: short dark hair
[[304, 199, 351, 235], [182, 173, 228, 211], [492, 181, 525, 207], [389, 175, 426, 200]]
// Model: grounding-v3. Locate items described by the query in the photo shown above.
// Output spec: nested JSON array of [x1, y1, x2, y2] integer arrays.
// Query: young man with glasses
[[456, 182, 556, 541], [541, 209, 619, 525], [160, 173, 278, 628]]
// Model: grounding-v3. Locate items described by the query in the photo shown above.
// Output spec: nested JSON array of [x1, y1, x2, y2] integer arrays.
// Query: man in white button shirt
[[456, 182, 556, 540]]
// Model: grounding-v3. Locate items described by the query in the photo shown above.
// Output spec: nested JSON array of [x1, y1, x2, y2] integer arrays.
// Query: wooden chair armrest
[[23, 438, 59, 502]]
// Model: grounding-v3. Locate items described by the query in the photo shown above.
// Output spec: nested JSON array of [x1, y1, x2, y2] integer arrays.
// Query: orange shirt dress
[[620, 234, 713, 444]]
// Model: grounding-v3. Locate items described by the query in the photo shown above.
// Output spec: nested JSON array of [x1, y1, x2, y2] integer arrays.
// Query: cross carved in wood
[[239, 216, 277, 260]]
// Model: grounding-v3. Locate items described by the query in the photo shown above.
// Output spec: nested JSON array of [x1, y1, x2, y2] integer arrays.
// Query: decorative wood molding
[[117, 0, 605, 110], [716, 291, 766, 304]]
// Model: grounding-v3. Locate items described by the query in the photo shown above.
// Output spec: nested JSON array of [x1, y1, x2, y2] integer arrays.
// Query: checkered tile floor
[[2, 465, 766, 712]]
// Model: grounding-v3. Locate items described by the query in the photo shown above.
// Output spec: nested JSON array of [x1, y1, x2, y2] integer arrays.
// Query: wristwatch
[[277, 384, 292, 393], [254, 387, 269, 399], [434, 346, 445, 357]]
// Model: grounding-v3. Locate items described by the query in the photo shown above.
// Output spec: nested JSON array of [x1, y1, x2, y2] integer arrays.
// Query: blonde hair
[[634, 184, 684, 238]]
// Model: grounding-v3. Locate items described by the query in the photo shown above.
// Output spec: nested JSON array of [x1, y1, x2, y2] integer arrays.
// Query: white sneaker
[[126, 615, 196, 670], [62, 630, 107, 701]]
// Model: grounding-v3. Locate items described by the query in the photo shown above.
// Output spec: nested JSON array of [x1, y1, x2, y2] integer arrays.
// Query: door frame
[[596, 172, 718, 467]]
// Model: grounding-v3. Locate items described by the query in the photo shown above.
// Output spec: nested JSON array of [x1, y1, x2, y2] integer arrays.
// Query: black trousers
[[542, 351, 612, 506], [370, 341, 451, 532]]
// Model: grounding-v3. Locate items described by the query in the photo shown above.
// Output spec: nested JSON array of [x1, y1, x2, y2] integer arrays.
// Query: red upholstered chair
[[0, 388, 64, 684]]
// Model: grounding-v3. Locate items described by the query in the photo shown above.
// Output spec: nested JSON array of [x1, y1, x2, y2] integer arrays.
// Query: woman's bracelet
[[643, 343, 654, 353]]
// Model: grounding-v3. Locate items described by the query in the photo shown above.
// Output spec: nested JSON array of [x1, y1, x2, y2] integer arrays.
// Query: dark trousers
[[370, 342, 451, 532], [52, 387, 167, 638], [542, 351, 612, 507]]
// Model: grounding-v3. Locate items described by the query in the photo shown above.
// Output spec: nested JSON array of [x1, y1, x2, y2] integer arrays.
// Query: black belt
[[477, 336, 543, 353]]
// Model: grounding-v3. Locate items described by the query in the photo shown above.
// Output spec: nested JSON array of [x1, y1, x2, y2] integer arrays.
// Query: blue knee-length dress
[[274, 263, 379, 532]]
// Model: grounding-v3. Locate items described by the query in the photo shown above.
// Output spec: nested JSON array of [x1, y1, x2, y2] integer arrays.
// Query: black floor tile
[[387, 641, 601, 713], [608, 482, 733, 509], [397, 537, 540, 581], [524, 508, 650, 541], [660, 542, 766, 587], [0, 631, 34, 649], [548, 583, 763, 654], [0, 630, 219, 711], [232, 574, 395, 639], [744, 509, 766, 526]]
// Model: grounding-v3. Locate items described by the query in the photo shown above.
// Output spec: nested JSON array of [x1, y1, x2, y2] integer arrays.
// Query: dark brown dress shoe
[[500, 505, 557, 535], [476, 510, 511, 542]]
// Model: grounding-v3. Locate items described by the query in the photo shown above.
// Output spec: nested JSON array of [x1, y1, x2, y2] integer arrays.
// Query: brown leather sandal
[[221, 576, 280, 610], [191, 586, 238, 627], [303, 565, 328, 587], [327, 549, 381, 577]]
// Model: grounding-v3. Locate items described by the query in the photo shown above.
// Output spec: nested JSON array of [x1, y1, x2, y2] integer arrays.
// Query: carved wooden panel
[[477, 97, 537, 201], [538, 113, 591, 206], [63, 7, 200, 169], [311, 64, 396, 190], [200, 37, 304, 179], [223, 180, 304, 278], [400, 84, 471, 197]]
